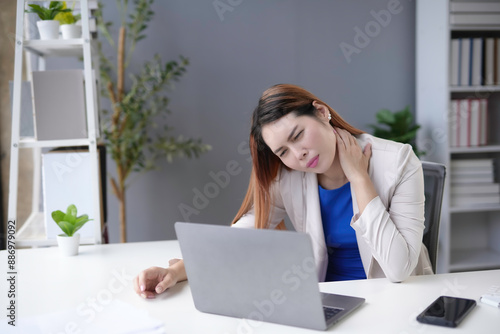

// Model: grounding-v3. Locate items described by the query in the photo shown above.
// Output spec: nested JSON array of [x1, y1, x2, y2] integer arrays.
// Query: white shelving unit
[[8, 0, 102, 247], [416, 0, 500, 273]]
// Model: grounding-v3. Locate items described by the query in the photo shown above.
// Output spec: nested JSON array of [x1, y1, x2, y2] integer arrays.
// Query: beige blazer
[[234, 133, 433, 283]]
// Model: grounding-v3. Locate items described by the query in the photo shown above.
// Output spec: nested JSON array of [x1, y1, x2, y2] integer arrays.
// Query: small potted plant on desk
[[55, 2, 82, 39], [25, 1, 71, 40], [52, 204, 92, 256]]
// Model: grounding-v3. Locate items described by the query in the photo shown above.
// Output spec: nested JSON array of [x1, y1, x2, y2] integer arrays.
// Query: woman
[[134, 84, 433, 299]]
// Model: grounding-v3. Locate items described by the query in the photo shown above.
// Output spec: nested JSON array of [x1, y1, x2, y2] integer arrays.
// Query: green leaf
[[57, 220, 75, 237], [375, 109, 396, 125], [51, 210, 65, 223], [66, 204, 77, 218], [74, 217, 92, 234]]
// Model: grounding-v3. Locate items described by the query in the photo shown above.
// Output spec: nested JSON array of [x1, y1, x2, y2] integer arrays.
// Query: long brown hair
[[232, 84, 363, 229]]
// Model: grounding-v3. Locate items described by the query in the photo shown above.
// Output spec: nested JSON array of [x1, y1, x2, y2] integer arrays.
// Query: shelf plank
[[24, 39, 84, 57], [450, 85, 500, 93], [449, 145, 500, 154], [449, 249, 500, 271], [451, 25, 500, 31], [19, 137, 92, 148]]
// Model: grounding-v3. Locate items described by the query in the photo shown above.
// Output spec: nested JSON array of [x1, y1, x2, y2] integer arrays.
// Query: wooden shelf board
[[449, 248, 500, 271], [24, 39, 84, 57]]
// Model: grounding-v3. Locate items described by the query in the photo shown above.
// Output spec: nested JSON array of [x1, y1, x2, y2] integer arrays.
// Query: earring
[[328, 113, 332, 121]]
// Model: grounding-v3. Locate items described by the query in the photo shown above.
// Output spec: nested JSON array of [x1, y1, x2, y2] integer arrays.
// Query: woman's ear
[[312, 101, 330, 121]]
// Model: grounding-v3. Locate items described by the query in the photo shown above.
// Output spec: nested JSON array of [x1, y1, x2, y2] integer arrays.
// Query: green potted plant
[[369, 106, 425, 157], [25, 1, 71, 40], [95, 0, 211, 242], [52, 204, 92, 256], [54, 2, 82, 39]]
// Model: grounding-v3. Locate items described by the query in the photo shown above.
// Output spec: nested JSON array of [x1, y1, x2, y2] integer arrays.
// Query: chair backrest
[[421, 161, 446, 273]]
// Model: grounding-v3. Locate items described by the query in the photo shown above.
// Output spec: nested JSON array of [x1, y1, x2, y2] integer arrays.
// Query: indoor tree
[[95, 0, 211, 242]]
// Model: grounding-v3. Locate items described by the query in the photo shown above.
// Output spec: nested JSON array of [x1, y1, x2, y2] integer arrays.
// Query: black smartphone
[[416, 296, 477, 328]]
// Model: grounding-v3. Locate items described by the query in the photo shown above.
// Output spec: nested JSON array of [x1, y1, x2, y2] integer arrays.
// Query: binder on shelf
[[496, 38, 500, 85], [459, 38, 471, 86], [480, 99, 488, 145], [469, 99, 480, 146], [471, 38, 483, 86], [449, 100, 459, 147], [450, 39, 460, 86], [449, 98, 488, 148], [484, 38, 495, 86], [449, 36, 500, 87], [32, 70, 87, 141]]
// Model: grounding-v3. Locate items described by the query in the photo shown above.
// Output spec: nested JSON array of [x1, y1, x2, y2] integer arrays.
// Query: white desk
[[1, 240, 499, 333]]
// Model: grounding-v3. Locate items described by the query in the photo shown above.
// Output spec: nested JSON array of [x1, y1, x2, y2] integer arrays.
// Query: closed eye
[[279, 149, 288, 157], [293, 130, 303, 141]]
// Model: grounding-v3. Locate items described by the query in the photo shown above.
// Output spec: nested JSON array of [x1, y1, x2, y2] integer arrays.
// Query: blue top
[[319, 182, 367, 281]]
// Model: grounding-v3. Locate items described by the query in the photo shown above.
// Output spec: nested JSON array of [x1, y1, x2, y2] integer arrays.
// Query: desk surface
[[1, 240, 499, 333]]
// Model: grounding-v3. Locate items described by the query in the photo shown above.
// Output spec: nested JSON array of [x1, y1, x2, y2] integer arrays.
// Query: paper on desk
[[0, 299, 165, 334]]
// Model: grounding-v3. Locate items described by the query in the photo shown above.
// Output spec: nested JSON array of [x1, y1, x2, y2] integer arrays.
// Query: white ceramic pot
[[57, 233, 80, 256], [60, 24, 82, 39], [37, 20, 60, 40]]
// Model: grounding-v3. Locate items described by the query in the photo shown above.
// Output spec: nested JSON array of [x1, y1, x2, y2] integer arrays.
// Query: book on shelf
[[450, 38, 460, 86], [450, 158, 494, 168], [451, 173, 495, 184], [451, 166, 493, 176], [484, 38, 495, 85], [460, 38, 471, 86], [450, 158, 496, 184], [451, 182, 500, 195], [450, 158, 493, 168], [450, 37, 500, 87], [472, 38, 483, 86], [497, 38, 500, 85], [450, 2, 500, 13], [449, 98, 488, 147], [450, 13, 500, 25], [451, 193, 500, 207]]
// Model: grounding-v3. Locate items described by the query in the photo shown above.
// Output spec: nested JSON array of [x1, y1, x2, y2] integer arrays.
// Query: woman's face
[[261, 105, 337, 174]]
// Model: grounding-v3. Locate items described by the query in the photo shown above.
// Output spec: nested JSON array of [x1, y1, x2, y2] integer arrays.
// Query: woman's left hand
[[334, 127, 372, 183]]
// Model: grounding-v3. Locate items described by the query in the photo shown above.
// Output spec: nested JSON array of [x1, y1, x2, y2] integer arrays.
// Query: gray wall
[[50, 0, 416, 243]]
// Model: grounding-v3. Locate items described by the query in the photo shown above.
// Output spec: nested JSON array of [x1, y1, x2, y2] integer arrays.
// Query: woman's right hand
[[133, 258, 186, 299]]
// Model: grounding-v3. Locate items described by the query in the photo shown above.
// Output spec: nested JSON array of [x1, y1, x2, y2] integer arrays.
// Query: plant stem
[[117, 26, 125, 102], [119, 179, 127, 243]]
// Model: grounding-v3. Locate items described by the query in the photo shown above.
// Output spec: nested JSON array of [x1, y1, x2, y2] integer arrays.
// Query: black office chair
[[421, 161, 447, 274]]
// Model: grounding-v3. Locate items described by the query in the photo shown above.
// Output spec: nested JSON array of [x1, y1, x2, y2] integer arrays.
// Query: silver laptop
[[175, 222, 365, 331]]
